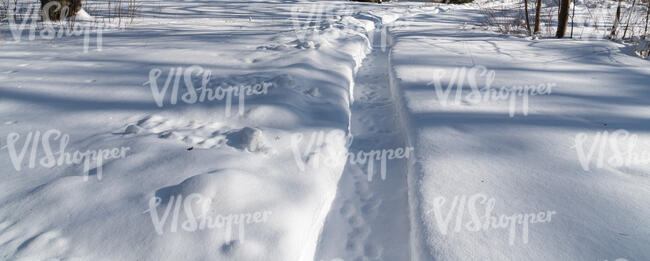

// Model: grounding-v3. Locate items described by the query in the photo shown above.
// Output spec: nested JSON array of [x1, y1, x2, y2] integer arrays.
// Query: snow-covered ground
[[0, 0, 648, 260], [390, 4, 650, 260]]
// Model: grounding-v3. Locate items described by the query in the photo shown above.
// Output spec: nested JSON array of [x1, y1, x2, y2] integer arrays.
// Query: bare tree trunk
[[556, 0, 571, 38], [623, 0, 638, 40], [646, 1, 650, 38], [534, 0, 542, 34], [571, 0, 576, 38], [525, 0, 532, 35], [610, 0, 623, 39]]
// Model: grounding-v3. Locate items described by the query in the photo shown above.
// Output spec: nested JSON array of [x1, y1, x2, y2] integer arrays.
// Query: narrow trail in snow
[[315, 28, 411, 261]]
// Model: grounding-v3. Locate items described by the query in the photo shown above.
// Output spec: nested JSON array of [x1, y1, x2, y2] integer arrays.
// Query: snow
[[75, 9, 93, 21], [390, 3, 650, 261], [0, 0, 363, 259], [0, 0, 649, 260]]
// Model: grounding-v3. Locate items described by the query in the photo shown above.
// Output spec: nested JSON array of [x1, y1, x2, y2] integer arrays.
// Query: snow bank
[[0, 0, 376, 260]]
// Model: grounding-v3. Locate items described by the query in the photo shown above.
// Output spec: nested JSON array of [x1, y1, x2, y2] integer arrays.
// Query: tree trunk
[[556, 0, 571, 38], [534, 0, 542, 34], [41, 0, 82, 21], [645, 1, 650, 38], [525, 0, 532, 35], [570, 0, 576, 38], [622, 0, 638, 40], [610, 0, 623, 39]]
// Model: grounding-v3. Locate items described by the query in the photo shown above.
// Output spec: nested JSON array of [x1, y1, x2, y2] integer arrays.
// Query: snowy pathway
[[315, 27, 412, 261], [4, 0, 649, 260]]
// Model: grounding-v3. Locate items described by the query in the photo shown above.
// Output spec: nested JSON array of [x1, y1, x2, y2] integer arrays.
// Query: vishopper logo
[[2, 129, 130, 181], [427, 65, 554, 117], [143, 66, 271, 117], [290, 3, 405, 52], [5, 2, 108, 53], [290, 3, 353, 42], [290, 130, 413, 181], [574, 129, 650, 171], [146, 193, 272, 241], [427, 193, 556, 245]]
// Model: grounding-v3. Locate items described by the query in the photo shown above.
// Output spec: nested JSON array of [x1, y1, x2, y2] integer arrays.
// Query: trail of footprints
[[338, 57, 395, 261], [329, 24, 410, 260], [339, 166, 384, 261]]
